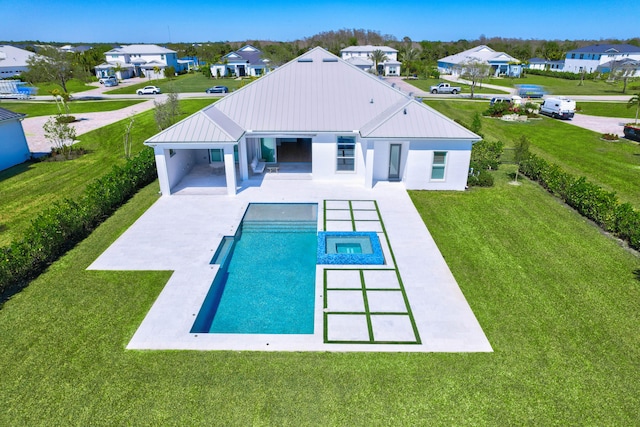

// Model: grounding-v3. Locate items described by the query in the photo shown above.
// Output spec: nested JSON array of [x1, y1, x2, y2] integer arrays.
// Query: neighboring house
[[563, 44, 640, 74], [0, 45, 35, 78], [0, 108, 30, 171], [145, 47, 480, 196], [527, 57, 565, 72], [596, 58, 640, 77], [340, 45, 401, 76], [59, 45, 93, 53], [95, 44, 183, 80], [210, 45, 270, 78], [438, 45, 522, 77]]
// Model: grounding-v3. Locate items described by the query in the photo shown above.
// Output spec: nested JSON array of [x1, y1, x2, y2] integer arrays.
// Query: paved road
[[21, 77, 217, 154]]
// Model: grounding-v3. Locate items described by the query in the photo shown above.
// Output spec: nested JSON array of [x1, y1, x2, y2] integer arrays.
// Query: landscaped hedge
[[520, 154, 640, 250], [525, 68, 599, 81], [0, 148, 157, 296]]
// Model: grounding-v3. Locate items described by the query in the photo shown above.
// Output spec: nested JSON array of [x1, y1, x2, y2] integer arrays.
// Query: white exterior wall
[[403, 141, 473, 190], [156, 148, 197, 195], [371, 141, 409, 183], [563, 58, 601, 73], [311, 133, 366, 185], [0, 119, 30, 171]]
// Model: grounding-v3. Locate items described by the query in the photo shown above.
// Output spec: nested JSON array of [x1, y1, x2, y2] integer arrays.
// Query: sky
[[2, 0, 638, 44]]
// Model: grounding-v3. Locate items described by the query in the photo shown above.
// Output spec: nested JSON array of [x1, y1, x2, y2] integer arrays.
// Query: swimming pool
[[191, 203, 318, 334], [317, 232, 385, 265]]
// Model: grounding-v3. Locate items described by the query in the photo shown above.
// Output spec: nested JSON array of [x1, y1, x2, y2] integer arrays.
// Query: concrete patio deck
[[88, 176, 492, 352]]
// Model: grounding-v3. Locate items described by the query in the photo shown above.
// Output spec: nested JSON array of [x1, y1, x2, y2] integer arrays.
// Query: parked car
[[540, 97, 576, 120], [103, 79, 118, 87], [137, 86, 161, 95], [429, 83, 461, 94], [490, 95, 522, 106], [98, 76, 117, 84], [206, 86, 229, 93], [623, 124, 640, 142]]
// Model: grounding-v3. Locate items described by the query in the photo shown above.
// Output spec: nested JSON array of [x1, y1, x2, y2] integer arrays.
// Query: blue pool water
[[192, 203, 317, 334]]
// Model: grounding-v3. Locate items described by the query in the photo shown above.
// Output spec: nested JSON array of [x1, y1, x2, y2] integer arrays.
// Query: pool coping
[[88, 180, 492, 352]]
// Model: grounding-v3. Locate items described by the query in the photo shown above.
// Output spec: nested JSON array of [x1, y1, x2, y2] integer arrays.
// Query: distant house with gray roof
[[0, 108, 30, 171], [0, 45, 35, 78], [145, 47, 480, 196], [95, 44, 183, 80], [563, 44, 640, 74], [210, 45, 270, 78], [438, 45, 521, 77]]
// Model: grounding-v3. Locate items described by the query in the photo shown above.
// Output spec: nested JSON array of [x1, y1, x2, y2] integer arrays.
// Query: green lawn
[[577, 101, 637, 119], [487, 74, 639, 96], [0, 170, 637, 425], [426, 99, 640, 208], [105, 73, 249, 95], [0, 98, 215, 246], [33, 78, 97, 95], [405, 77, 509, 94], [0, 99, 144, 117]]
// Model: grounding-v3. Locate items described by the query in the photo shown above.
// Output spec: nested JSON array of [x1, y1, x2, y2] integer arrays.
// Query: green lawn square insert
[[322, 199, 420, 345]]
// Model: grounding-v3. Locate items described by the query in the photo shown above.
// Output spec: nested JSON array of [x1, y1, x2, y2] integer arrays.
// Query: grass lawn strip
[[0, 99, 145, 117], [0, 98, 215, 246], [322, 199, 420, 344], [1, 171, 637, 424], [426, 99, 640, 208]]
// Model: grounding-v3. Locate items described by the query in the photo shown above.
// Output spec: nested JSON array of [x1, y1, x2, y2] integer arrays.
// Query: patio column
[[154, 146, 171, 196], [364, 140, 375, 189], [223, 144, 237, 196], [238, 139, 248, 181]]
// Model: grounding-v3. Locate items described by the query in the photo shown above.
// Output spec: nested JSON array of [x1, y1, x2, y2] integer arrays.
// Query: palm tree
[[628, 93, 640, 125], [400, 47, 420, 76], [370, 49, 388, 76]]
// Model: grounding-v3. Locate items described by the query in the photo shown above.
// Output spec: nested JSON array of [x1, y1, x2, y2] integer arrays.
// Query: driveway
[[565, 114, 631, 137]]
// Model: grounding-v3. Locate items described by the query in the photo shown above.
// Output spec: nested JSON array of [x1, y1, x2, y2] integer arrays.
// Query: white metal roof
[[0, 45, 35, 68], [146, 47, 479, 145], [340, 45, 399, 54], [439, 45, 519, 65], [106, 44, 176, 55]]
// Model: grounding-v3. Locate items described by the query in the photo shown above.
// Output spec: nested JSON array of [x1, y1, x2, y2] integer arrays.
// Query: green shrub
[[467, 169, 494, 187], [484, 102, 511, 117], [0, 148, 157, 296], [470, 140, 503, 171], [56, 115, 76, 124]]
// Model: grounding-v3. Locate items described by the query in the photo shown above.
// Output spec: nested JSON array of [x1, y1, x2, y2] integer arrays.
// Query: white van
[[540, 97, 576, 120]]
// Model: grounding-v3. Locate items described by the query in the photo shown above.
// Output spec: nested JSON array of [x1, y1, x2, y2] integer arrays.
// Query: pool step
[[242, 220, 317, 233]]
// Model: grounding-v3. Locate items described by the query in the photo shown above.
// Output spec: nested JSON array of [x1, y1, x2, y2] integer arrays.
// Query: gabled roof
[[221, 45, 266, 66], [568, 44, 640, 54], [147, 108, 244, 143], [146, 47, 479, 145], [0, 107, 26, 123], [106, 44, 176, 55], [439, 45, 520, 65]]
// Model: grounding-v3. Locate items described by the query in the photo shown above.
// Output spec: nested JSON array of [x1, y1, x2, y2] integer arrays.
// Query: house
[[438, 45, 521, 77], [95, 44, 183, 80], [0, 108, 30, 171], [0, 45, 35, 78], [596, 58, 640, 77], [340, 45, 401, 76], [144, 47, 480, 196], [527, 57, 564, 72], [563, 44, 640, 74], [210, 45, 270, 78]]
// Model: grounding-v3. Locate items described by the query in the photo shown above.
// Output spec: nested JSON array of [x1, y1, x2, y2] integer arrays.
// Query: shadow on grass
[[634, 269, 640, 282], [0, 161, 36, 183]]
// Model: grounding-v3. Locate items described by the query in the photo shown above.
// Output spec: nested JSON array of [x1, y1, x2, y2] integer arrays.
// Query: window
[[336, 136, 356, 172], [431, 152, 447, 180], [579, 54, 584, 59]]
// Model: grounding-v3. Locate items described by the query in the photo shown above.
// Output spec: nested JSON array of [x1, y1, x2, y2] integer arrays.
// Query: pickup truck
[[429, 83, 461, 94]]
